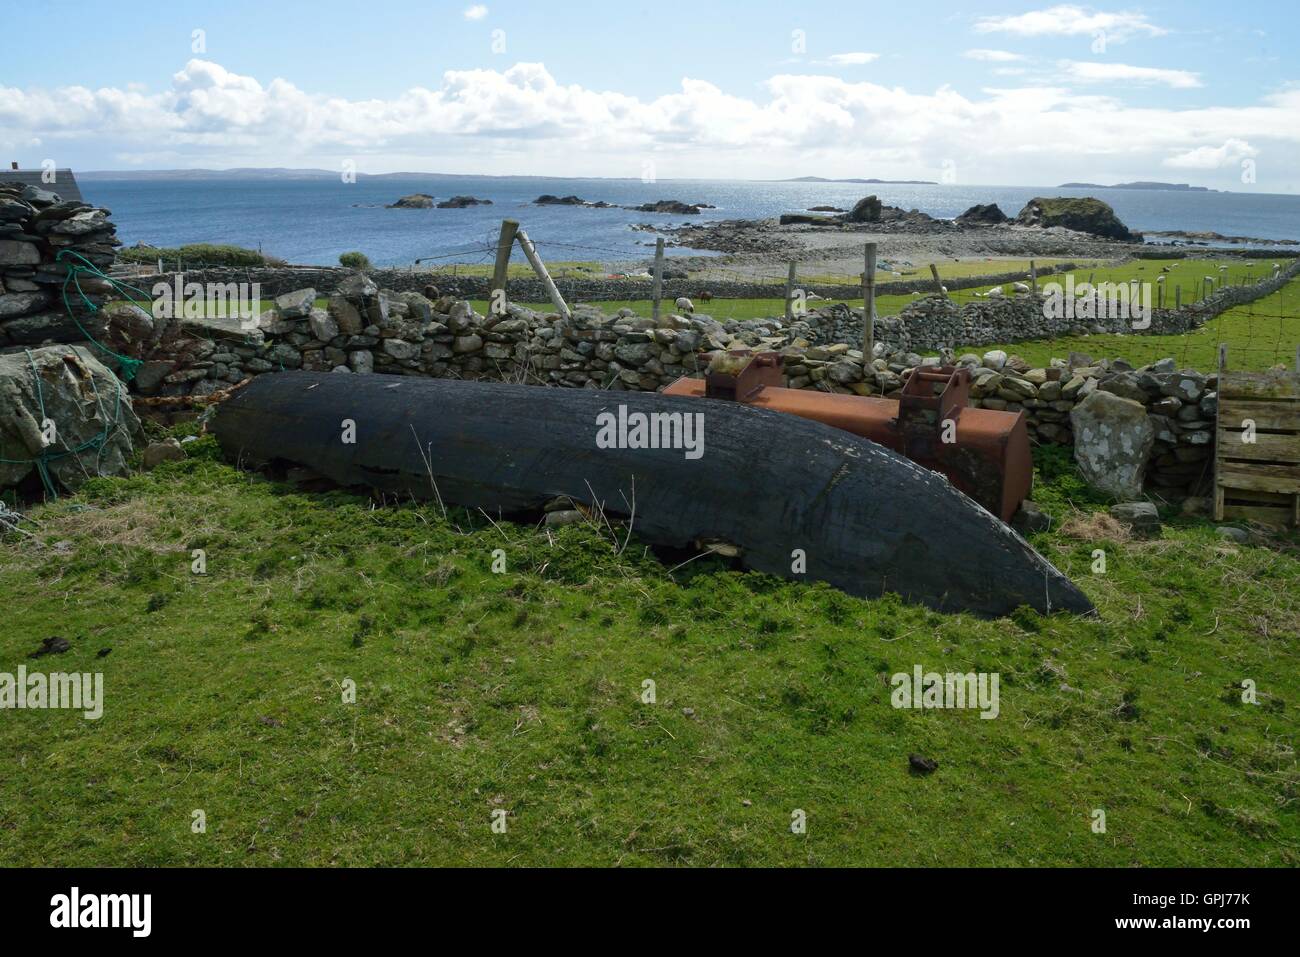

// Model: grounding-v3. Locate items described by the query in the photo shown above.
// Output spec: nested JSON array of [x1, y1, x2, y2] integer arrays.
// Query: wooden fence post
[[491, 219, 520, 304], [929, 264, 945, 297], [863, 243, 877, 361], [652, 238, 665, 324], [1029, 259, 1037, 295], [785, 261, 797, 322], [515, 227, 571, 321]]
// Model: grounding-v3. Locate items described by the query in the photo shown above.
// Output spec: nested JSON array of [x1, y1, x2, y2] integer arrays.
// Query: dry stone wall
[[0, 181, 118, 348], [103, 275, 1232, 495]]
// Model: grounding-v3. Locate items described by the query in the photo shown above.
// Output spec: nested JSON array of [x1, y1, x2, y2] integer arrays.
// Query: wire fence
[[106, 228, 1300, 373]]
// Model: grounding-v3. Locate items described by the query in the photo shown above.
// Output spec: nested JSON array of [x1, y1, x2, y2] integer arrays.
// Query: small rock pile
[[0, 181, 119, 349], [962, 350, 1216, 492]]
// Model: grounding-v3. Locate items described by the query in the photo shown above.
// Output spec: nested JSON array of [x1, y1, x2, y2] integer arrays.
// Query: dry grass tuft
[[1058, 510, 1132, 543]]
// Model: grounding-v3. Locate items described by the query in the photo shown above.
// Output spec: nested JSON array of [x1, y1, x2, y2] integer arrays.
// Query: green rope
[[0, 252, 141, 499], [54, 249, 147, 381]]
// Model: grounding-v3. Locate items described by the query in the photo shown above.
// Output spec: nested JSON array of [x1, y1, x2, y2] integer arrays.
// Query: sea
[[77, 175, 1300, 268]]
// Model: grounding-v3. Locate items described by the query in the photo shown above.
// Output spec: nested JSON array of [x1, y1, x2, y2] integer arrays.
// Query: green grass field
[[1, 438, 1297, 866], [965, 278, 1300, 371]]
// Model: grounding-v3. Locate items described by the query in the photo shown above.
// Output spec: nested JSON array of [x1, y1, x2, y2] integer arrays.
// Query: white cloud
[[1164, 138, 1259, 169], [2, 58, 1297, 185], [1061, 60, 1201, 88], [964, 49, 1026, 62], [463, 4, 488, 20], [975, 5, 1166, 41], [822, 53, 880, 65]]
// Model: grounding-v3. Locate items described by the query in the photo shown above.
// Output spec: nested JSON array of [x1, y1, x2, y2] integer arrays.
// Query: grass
[[960, 276, 1300, 371], [117, 244, 281, 268], [119, 254, 1298, 370], [1, 435, 1297, 866]]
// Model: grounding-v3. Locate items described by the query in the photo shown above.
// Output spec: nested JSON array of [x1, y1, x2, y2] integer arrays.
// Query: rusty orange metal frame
[[664, 352, 1033, 522]]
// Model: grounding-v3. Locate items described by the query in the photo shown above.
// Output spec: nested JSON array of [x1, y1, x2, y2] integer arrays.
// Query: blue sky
[[2, 1, 1297, 189]]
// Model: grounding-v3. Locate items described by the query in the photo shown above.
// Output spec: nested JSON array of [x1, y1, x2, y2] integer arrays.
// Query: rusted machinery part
[[211, 372, 1095, 618], [667, 360, 1033, 522]]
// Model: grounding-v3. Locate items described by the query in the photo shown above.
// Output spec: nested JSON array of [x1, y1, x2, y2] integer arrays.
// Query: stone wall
[[0, 181, 118, 347], [103, 276, 1229, 494]]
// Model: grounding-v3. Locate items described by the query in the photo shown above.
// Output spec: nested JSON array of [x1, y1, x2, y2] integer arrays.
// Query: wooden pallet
[[1214, 346, 1300, 526]]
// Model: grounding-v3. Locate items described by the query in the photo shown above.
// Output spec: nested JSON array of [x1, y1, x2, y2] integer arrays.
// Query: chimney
[[10, 162, 17, 170]]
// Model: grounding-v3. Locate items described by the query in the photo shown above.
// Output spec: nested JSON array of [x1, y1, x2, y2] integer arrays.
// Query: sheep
[[807, 292, 824, 302], [1012, 281, 1030, 294], [986, 286, 1005, 298], [1156, 275, 1166, 283], [699, 291, 713, 302], [675, 296, 694, 314]]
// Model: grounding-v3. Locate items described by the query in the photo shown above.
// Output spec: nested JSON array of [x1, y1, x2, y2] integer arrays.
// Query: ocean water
[[79, 176, 1300, 268]]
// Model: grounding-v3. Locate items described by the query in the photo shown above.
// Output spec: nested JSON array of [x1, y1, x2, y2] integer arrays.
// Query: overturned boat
[[211, 372, 1095, 618]]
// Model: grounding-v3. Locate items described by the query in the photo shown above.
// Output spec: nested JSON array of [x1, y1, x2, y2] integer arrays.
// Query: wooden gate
[[1214, 346, 1300, 526]]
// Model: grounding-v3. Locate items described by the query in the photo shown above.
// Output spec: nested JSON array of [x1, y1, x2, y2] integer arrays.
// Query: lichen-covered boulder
[[1069, 389, 1155, 499], [0, 345, 141, 491]]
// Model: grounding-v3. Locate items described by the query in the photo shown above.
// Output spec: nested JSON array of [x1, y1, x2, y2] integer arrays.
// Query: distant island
[[783, 176, 938, 185], [1058, 181, 1217, 192]]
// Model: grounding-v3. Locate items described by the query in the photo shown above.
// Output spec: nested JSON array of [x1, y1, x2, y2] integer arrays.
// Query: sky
[[1, 1, 1296, 190]]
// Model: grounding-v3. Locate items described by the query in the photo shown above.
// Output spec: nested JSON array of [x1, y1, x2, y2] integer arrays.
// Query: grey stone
[[142, 438, 186, 470], [275, 288, 317, 319], [1070, 390, 1156, 500], [308, 308, 339, 343], [0, 290, 49, 318], [543, 509, 585, 527], [1098, 372, 1149, 403], [382, 338, 419, 360], [1109, 501, 1161, 538], [1010, 501, 1053, 535], [328, 295, 364, 335], [0, 240, 40, 265]]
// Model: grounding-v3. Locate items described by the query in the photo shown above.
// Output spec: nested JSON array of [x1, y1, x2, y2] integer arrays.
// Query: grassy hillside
[[1, 435, 1297, 866]]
